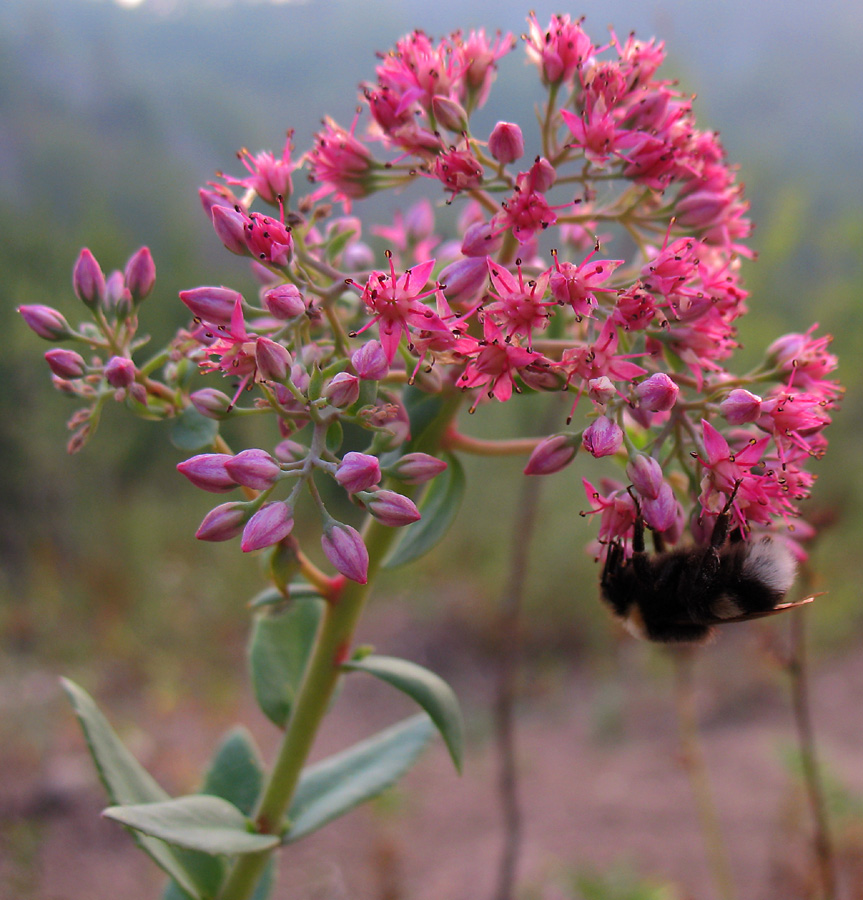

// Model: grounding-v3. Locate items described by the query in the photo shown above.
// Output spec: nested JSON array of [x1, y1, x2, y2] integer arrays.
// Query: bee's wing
[[708, 594, 821, 625]]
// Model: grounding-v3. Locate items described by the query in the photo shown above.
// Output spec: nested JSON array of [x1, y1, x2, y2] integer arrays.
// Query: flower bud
[[104, 356, 136, 389], [195, 501, 248, 542], [488, 121, 524, 164], [72, 248, 105, 309], [431, 95, 469, 132], [720, 388, 762, 425], [641, 482, 678, 533], [180, 287, 243, 326], [225, 448, 282, 491], [255, 337, 291, 382], [634, 373, 679, 411], [460, 220, 503, 257], [124, 247, 156, 303], [626, 454, 664, 500], [177, 453, 237, 493], [18, 305, 73, 341], [364, 490, 422, 527], [404, 199, 435, 243], [335, 451, 381, 493], [387, 452, 448, 485], [588, 376, 616, 407], [351, 340, 389, 381], [321, 522, 369, 584], [524, 156, 556, 193], [190, 388, 234, 419], [241, 502, 294, 553], [342, 240, 375, 269], [212, 205, 250, 256], [323, 371, 360, 408], [524, 433, 577, 475], [438, 257, 489, 304], [264, 283, 305, 319], [582, 416, 623, 458], [104, 270, 132, 317], [45, 348, 86, 379], [274, 439, 307, 463]]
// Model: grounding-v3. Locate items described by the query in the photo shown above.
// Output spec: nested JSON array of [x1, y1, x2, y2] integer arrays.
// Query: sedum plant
[[20, 12, 840, 900]]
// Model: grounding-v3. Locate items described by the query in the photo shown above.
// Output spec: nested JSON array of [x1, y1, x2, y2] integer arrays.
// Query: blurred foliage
[[1, 0, 861, 697]]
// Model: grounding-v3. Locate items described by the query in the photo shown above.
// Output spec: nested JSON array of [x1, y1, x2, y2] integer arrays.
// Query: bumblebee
[[599, 487, 812, 643]]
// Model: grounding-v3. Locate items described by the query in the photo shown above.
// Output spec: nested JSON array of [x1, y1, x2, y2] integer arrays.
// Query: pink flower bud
[[18, 305, 72, 341], [177, 453, 237, 493], [675, 189, 725, 230], [582, 416, 623, 458], [321, 522, 369, 583], [274, 439, 307, 463], [255, 337, 291, 382], [365, 490, 422, 527], [626, 454, 664, 500], [460, 220, 503, 257], [488, 121, 524, 164], [104, 271, 132, 317], [588, 376, 615, 406], [387, 452, 448, 485], [212, 205, 250, 256], [335, 452, 381, 493], [524, 156, 556, 193], [241, 502, 294, 552], [180, 287, 243, 326], [323, 372, 360, 408], [264, 283, 305, 319], [524, 433, 577, 475], [72, 248, 105, 309], [196, 502, 248, 542], [431, 95, 468, 132], [104, 356, 136, 389], [404, 199, 435, 243], [343, 240, 375, 269], [45, 348, 85, 379], [641, 482, 678, 533], [225, 448, 282, 491], [124, 247, 156, 303], [720, 388, 762, 425], [634, 373, 679, 411], [190, 388, 234, 419], [438, 257, 489, 303], [351, 341, 389, 380]]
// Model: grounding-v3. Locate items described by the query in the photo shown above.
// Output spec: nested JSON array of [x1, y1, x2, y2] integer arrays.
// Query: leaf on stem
[[170, 406, 220, 451]]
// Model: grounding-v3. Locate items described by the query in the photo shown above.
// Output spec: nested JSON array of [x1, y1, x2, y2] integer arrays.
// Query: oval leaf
[[285, 714, 434, 843], [248, 598, 324, 728], [343, 655, 463, 772], [202, 728, 264, 818], [383, 452, 464, 569], [104, 795, 279, 855], [170, 405, 219, 452]]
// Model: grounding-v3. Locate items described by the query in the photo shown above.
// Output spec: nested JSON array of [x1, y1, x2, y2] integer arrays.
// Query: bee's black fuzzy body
[[600, 489, 798, 644]]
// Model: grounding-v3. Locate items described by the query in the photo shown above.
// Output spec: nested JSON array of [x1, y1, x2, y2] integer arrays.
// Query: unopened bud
[[335, 452, 381, 493], [720, 388, 762, 425], [274, 439, 307, 463], [438, 257, 489, 303], [225, 448, 282, 491], [177, 453, 237, 493], [460, 220, 503, 258], [104, 356, 136, 389], [255, 337, 291, 382], [582, 416, 623, 458], [195, 501, 248, 542], [364, 490, 422, 527], [18, 305, 72, 341], [387, 452, 448, 485], [588, 376, 616, 407], [323, 372, 360, 408], [524, 156, 556, 193], [351, 341, 389, 381], [104, 271, 132, 317], [488, 121, 524, 164], [212, 205, 250, 256], [634, 373, 679, 412], [626, 454, 664, 500], [642, 482, 678, 532], [264, 283, 305, 319], [72, 248, 105, 309], [321, 521, 369, 584], [190, 388, 234, 419], [241, 502, 294, 552], [45, 348, 86, 379], [180, 286, 242, 326], [431, 95, 469, 132], [524, 433, 578, 475], [124, 247, 156, 303]]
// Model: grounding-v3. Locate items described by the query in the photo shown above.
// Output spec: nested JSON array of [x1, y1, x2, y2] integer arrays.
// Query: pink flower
[[222, 132, 295, 205], [197, 298, 260, 406], [582, 416, 623, 458], [485, 259, 553, 346], [634, 373, 679, 411], [524, 13, 593, 85], [582, 478, 637, 547], [720, 389, 761, 424], [307, 116, 376, 209], [549, 247, 623, 319], [351, 340, 390, 380], [433, 146, 483, 198]]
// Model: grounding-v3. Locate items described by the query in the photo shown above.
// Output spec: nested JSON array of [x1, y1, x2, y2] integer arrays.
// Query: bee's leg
[[708, 480, 742, 550], [627, 491, 651, 579], [600, 541, 630, 619]]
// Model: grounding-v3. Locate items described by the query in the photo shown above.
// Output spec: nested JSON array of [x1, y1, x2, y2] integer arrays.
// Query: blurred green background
[[2, 0, 861, 711]]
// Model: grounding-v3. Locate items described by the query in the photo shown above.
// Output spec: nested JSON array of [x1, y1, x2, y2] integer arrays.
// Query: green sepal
[[325, 224, 357, 262], [343, 654, 464, 772], [169, 405, 220, 452], [383, 452, 464, 568], [248, 598, 324, 728], [103, 795, 280, 855], [284, 714, 435, 843], [61, 679, 221, 899]]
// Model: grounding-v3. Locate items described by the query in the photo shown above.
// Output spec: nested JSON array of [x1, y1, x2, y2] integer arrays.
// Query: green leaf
[[383, 452, 464, 568], [285, 714, 435, 843], [169, 406, 219, 452], [343, 655, 464, 772], [248, 598, 324, 728], [103, 796, 280, 855], [61, 679, 220, 899], [202, 728, 264, 818]]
